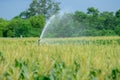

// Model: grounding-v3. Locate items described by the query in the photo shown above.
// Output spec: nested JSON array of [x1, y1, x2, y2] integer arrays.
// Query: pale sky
[[0, 0, 120, 20]]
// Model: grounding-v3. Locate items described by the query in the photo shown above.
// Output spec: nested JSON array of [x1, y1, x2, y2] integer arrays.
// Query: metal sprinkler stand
[[38, 39, 40, 46]]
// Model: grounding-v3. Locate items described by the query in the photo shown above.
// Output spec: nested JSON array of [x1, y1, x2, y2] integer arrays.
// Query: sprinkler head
[[38, 39, 41, 46]]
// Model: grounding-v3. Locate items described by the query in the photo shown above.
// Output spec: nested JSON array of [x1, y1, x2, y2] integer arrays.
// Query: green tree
[[0, 18, 8, 37], [115, 9, 120, 31], [20, 0, 60, 19], [86, 7, 100, 29], [87, 7, 99, 17], [115, 9, 120, 18], [115, 24, 120, 36], [73, 11, 87, 22], [100, 12, 115, 30], [4, 18, 31, 37], [29, 15, 45, 37]]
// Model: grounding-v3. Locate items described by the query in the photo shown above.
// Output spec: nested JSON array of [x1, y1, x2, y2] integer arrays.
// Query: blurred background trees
[[0, 0, 120, 37], [19, 0, 60, 19]]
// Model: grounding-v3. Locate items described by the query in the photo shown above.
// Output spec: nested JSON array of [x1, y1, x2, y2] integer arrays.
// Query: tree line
[[45, 8, 120, 38], [0, 0, 120, 37], [0, 0, 60, 37]]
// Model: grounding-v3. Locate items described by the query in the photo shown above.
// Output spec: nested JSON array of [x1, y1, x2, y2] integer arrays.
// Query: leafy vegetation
[[0, 0, 120, 37], [0, 15, 45, 37], [19, 0, 60, 19], [44, 7, 120, 38], [0, 37, 120, 80], [1, 7, 120, 37]]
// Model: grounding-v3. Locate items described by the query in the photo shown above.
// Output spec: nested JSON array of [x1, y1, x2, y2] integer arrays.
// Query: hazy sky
[[0, 0, 120, 20]]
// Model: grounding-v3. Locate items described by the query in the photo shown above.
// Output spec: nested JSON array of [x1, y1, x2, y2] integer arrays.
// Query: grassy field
[[0, 37, 120, 80]]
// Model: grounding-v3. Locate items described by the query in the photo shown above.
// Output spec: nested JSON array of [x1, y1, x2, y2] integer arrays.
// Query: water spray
[[38, 11, 82, 45], [38, 15, 56, 45]]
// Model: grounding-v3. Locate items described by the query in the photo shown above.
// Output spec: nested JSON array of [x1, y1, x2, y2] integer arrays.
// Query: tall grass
[[0, 37, 120, 80]]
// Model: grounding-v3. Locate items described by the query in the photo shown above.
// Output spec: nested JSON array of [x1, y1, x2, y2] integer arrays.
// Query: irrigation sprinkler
[[38, 39, 41, 46]]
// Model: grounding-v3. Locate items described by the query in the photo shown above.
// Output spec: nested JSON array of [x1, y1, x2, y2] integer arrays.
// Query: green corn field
[[0, 36, 120, 80]]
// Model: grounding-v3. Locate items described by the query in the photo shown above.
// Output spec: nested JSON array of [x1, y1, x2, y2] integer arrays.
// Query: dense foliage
[[19, 0, 60, 19], [42, 8, 120, 38], [72, 8, 120, 36], [0, 15, 45, 37], [0, 0, 60, 37], [0, 7, 120, 37]]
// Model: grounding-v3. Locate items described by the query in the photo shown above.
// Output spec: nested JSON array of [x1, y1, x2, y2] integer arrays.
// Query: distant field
[[0, 37, 120, 80]]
